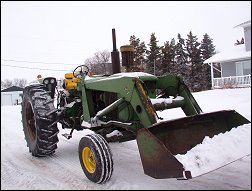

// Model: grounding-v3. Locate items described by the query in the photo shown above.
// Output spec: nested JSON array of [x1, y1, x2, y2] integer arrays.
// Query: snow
[[234, 20, 251, 28], [81, 120, 92, 128], [65, 101, 76, 108], [106, 130, 123, 138], [203, 44, 251, 63], [150, 96, 184, 104], [110, 72, 156, 78], [1, 87, 251, 189], [176, 123, 251, 177], [88, 72, 156, 83]]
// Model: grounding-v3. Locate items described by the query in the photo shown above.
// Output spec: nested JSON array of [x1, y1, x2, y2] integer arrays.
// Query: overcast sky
[[1, 1, 251, 83]]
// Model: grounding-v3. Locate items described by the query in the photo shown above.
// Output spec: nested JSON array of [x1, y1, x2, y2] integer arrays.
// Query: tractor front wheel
[[78, 134, 113, 183]]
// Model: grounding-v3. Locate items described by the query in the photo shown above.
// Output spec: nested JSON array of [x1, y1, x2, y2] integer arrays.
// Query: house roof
[[234, 20, 251, 28], [203, 44, 251, 64], [1, 86, 24, 92]]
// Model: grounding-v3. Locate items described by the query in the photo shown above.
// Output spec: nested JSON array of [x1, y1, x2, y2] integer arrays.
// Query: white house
[[204, 20, 251, 88], [1, 86, 24, 106]]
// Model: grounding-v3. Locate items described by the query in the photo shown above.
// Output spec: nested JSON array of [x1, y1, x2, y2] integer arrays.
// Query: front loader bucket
[[136, 110, 250, 179]]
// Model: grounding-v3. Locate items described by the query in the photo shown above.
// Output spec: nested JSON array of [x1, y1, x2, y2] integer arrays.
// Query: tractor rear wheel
[[21, 84, 59, 156], [78, 134, 113, 183]]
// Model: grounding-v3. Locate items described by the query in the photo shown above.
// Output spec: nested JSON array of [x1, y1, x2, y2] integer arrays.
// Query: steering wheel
[[73, 64, 90, 78]]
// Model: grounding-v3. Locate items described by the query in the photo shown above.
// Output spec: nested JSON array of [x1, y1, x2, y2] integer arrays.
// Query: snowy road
[[1, 88, 251, 190]]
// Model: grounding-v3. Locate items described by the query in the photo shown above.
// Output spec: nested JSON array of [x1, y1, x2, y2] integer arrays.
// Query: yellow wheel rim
[[82, 147, 96, 173]]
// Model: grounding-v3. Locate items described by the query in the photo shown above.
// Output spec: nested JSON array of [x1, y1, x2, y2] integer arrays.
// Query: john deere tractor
[[21, 29, 250, 183]]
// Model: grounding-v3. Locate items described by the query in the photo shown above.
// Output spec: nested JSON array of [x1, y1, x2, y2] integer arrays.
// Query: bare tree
[[1, 79, 13, 89], [85, 57, 100, 74], [85, 50, 111, 75], [13, 78, 27, 88], [94, 50, 111, 74], [1, 81, 5, 90], [1, 78, 27, 89]]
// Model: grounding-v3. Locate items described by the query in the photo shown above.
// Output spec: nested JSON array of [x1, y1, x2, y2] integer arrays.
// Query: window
[[235, 60, 251, 76]]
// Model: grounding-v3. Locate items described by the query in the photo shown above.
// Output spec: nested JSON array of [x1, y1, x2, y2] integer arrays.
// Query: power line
[[2, 64, 70, 71], [1, 59, 77, 66]]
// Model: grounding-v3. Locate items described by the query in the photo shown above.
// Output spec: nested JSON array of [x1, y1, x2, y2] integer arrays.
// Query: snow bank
[[176, 123, 251, 177]]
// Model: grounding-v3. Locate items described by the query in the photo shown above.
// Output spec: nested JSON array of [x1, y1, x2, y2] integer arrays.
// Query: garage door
[[1, 94, 13, 106]]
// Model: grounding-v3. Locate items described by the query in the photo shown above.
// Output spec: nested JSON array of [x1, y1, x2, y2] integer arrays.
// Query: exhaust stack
[[111, 28, 121, 74]]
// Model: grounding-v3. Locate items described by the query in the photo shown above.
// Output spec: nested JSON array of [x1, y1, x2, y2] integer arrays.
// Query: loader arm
[[80, 75, 157, 128]]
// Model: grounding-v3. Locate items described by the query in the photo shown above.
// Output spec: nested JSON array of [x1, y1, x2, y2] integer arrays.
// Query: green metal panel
[[84, 76, 135, 101], [65, 102, 81, 117], [84, 73, 157, 99], [118, 101, 136, 122], [80, 81, 95, 121], [130, 78, 157, 127], [156, 75, 179, 96], [95, 98, 125, 118], [82, 75, 157, 128], [178, 83, 202, 115]]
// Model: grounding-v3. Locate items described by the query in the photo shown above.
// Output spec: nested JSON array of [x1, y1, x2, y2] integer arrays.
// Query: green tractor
[[21, 29, 250, 183]]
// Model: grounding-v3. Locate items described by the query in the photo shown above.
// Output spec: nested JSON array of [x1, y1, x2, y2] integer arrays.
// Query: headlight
[[50, 79, 55, 83], [44, 79, 49, 84]]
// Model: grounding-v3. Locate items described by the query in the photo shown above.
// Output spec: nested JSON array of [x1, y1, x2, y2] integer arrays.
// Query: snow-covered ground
[[1, 88, 251, 190]]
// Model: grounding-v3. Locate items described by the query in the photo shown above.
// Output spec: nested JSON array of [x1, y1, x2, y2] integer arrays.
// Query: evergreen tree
[[186, 31, 202, 92], [138, 42, 147, 71], [175, 33, 188, 82], [201, 33, 215, 60], [146, 33, 162, 75], [200, 33, 216, 90], [161, 38, 176, 75], [129, 35, 146, 72], [127, 31, 216, 92]]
